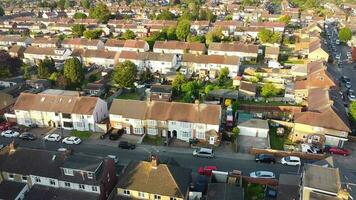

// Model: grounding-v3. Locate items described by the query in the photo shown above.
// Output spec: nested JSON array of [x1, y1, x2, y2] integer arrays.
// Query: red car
[[329, 147, 350, 156], [198, 166, 217, 176], [0, 122, 16, 131]]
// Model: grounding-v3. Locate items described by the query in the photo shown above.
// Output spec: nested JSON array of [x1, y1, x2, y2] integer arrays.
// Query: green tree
[[145, 31, 165, 49], [48, 72, 59, 82], [156, 10, 175, 20], [64, 0, 72, 9], [182, 81, 201, 100], [0, 51, 22, 78], [140, 68, 153, 83], [279, 15, 291, 24], [270, 32, 281, 43], [73, 12, 87, 19], [206, 28, 223, 45], [37, 57, 55, 79], [71, 24, 86, 37], [172, 72, 188, 94], [258, 28, 281, 44], [0, 6, 4, 17], [224, 15, 233, 20], [207, 10, 217, 22], [80, 0, 91, 9], [261, 83, 280, 98], [57, 0, 65, 10], [349, 101, 356, 122], [63, 58, 84, 87], [23, 65, 31, 80], [166, 26, 177, 40], [339, 27, 352, 43], [204, 84, 216, 94], [56, 75, 70, 89], [122, 29, 136, 40], [89, 3, 110, 23], [231, 127, 240, 142], [187, 34, 205, 43], [112, 61, 138, 88], [83, 29, 103, 39], [176, 19, 191, 41]]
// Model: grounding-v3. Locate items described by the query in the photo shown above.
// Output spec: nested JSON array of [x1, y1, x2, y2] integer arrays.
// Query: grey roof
[[0, 181, 27, 200], [62, 155, 103, 172], [208, 89, 239, 99], [237, 119, 269, 130], [207, 183, 244, 200], [303, 164, 341, 193], [150, 84, 172, 93], [277, 174, 300, 200], [24, 185, 99, 200]]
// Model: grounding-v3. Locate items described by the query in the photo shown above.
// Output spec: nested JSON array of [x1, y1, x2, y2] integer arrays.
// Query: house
[[109, 99, 221, 144], [214, 21, 243, 36], [23, 47, 72, 65], [8, 45, 26, 58], [118, 51, 179, 74], [265, 46, 280, 61], [31, 37, 60, 48], [238, 81, 257, 99], [153, 41, 206, 55], [237, 119, 269, 138], [181, 54, 240, 78], [24, 185, 99, 200], [308, 38, 329, 62], [250, 22, 286, 32], [293, 88, 350, 147], [0, 180, 29, 200], [149, 84, 172, 102], [116, 156, 191, 200], [122, 40, 149, 52], [26, 79, 52, 92], [104, 39, 126, 52], [13, 89, 108, 132], [190, 20, 210, 36], [62, 38, 105, 50], [81, 49, 119, 68], [208, 42, 259, 61], [207, 183, 244, 200], [0, 92, 15, 115], [83, 82, 106, 97], [0, 35, 31, 49], [277, 174, 300, 200]]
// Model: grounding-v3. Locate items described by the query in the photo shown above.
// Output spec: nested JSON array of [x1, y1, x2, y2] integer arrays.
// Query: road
[[0, 137, 300, 178]]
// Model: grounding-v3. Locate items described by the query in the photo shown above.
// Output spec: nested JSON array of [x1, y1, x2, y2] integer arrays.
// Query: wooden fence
[[249, 147, 327, 160]]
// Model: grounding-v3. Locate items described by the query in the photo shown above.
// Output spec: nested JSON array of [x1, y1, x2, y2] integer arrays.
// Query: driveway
[[237, 135, 270, 153]]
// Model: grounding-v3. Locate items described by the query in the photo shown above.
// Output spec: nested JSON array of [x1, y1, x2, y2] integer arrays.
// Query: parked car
[[0, 121, 16, 131], [62, 137, 81, 145], [44, 134, 62, 142], [301, 144, 318, 154], [19, 132, 37, 141], [107, 155, 119, 163], [118, 141, 136, 150], [193, 148, 214, 158], [250, 171, 275, 179], [348, 92, 356, 101], [198, 166, 217, 176], [255, 154, 276, 164], [109, 129, 125, 140], [281, 156, 301, 166], [1, 130, 20, 138], [328, 147, 350, 156]]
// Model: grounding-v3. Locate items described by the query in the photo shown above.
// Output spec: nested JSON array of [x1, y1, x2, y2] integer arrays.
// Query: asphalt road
[[0, 137, 300, 178]]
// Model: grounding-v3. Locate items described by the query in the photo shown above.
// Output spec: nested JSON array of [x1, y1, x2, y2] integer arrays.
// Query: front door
[[209, 137, 215, 145]]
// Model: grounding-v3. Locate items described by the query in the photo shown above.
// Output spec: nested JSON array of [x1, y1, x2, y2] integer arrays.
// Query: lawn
[[244, 183, 265, 200], [282, 60, 305, 64], [116, 92, 141, 100], [142, 135, 164, 146], [238, 99, 292, 106], [70, 130, 92, 139], [269, 126, 293, 150]]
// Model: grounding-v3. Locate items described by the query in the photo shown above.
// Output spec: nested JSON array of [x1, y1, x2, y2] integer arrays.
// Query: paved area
[[237, 135, 270, 153]]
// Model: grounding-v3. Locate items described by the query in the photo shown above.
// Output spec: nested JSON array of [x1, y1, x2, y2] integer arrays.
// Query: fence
[[249, 147, 327, 160]]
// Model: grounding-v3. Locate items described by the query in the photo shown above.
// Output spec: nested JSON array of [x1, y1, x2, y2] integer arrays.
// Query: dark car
[[19, 132, 37, 141], [109, 129, 125, 140], [255, 154, 276, 164], [118, 141, 136, 150]]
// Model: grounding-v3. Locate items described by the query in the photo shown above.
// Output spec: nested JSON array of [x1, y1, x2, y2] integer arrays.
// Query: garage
[[237, 119, 269, 138]]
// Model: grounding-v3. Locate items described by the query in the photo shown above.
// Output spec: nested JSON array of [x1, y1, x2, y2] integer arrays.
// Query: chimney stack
[[150, 154, 159, 169]]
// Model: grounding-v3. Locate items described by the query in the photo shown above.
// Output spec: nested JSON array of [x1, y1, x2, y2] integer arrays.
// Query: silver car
[[193, 148, 214, 158], [250, 171, 275, 179]]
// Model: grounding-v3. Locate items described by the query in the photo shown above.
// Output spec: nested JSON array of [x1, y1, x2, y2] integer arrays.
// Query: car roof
[[50, 133, 60, 137], [288, 156, 300, 160]]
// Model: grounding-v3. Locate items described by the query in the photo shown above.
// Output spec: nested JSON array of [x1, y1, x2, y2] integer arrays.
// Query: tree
[[140, 68, 153, 83], [207, 10, 217, 22], [56, 75, 70, 89], [0, 6, 4, 17], [206, 28, 223, 45], [172, 72, 188, 94], [231, 127, 240, 142], [80, 0, 91, 9], [63, 58, 84, 87], [83, 29, 103, 39], [122, 30, 136, 40], [176, 19, 191, 41], [112, 61, 138, 88], [0, 51, 23, 78], [71, 24, 86, 37], [156, 10, 175, 20], [37, 57, 55, 79], [279, 15, 291, 24], [258, 28, 281, 44], [270, 32, 281, 43], [166, 26, 177, 40], [339, 27, 352, 43], [23, 65, 31, 80], [187, 34, 205, 43], [64, 0, 72, 9], [48, 72, 59, 82], [57, 0, 65, 10], [349, 101, 356, 122], [145, 31, 165, 49], [73, 12, 87, 19], [89, 3, 111, 23], [218, 67, 229, 81], [204, 84, 216, 94], [261, 83, 280, 98], [182, 81, 201, 100]]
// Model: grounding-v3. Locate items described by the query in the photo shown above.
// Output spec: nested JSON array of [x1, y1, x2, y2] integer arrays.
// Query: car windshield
[[285, 157, 290, 161], [74, 138, 79, 141], [255, 172, 261, 176]]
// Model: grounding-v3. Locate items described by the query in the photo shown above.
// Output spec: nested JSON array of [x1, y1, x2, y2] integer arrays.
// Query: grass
[[244, 183, 265, 200], [116, 92, 141, 100], [142, 135, 164, 146], [282, 60, 305, 64], [238, 99, 292, 106], [70, 130, 91, 139], [269, 126, 293, 150]]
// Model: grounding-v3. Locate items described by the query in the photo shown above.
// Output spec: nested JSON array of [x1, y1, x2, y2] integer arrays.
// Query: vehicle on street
[[1, 130, 20, 138], [281, 156, 301, 166], [107, 155, 119, 163], [250, 171, 275, 179], [345, 82, 352, 89], [336, 54, 341, 60], [301, 144, 318, 154], [109, 129, 125, 140], [193, 148, 214, 158], [0, 121, 16, 131], [44, 134, 62, 142], [255, 154, 276, 164], [118, 141, 136, 150], [348, 92, 356, 101], [328, 147, 350, 156], [62, 136, 81, 145], [198, 166, 217, 176], [19, 132, 37, 140]]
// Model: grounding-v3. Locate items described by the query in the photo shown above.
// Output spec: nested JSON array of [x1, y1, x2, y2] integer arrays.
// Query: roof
[[31, 37, 59, 45], [0, 181, 27, 200], [277, 174, 300, 200], [208, 42, 258, 54], [123, 40, 147, 49], [62, 154, 103, 172], [0, 35, 24, 42], [154, 41, 206, 52], [207, 183, 244, 200], [238, 119, 269, 130], [239, 81, 257, 93], [105, 39, 125, 48], [13, 91, 99, 115], [303, 164, 341, 193], [182, 54, 240, 65], [265, 46, 280, 55], [24, 185, 99, 200], [110, 99, 221, 125], [0, 92, 14, 110], [8, 45, 25, 53], [119, 51, 175, 62], [208, 89, 239, 99], [150, 84, 172, 93], [24, 46, 62, 56], [82, 49, 117, 59], [117, 160, 191, 198], [352, 47, 356, 61], [62, 38, 101, 47], [309, 191, 339, 200]]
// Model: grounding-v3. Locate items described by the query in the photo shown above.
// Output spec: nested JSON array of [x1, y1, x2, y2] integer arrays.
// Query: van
[[193, 148, 214, 158]]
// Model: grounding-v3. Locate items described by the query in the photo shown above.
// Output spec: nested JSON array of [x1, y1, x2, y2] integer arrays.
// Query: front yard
[[70, 130, 92, 139], [269, 126, 293, 150], [116, 92, 141, 100], [142, 135, 164, 146], [244, 183, 265, 200]]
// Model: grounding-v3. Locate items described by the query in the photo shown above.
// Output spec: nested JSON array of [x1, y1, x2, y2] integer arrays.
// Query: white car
[[1, 130, 20, 138], [250, 171, 275, 179], [62, 137, 81, 145], [281, 156, 301, 166], [44, 134, 61, 142]]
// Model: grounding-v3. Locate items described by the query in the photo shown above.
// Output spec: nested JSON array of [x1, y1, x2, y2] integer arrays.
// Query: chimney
[[150, 154, 159, 169]]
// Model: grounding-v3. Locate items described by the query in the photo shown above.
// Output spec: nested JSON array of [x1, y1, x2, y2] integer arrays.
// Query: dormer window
[[64, 168, 74, 176], [88, 172, 93, 179]]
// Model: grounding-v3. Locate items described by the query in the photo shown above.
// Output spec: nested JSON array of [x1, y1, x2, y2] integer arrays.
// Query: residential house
[[109, 99, 221, 144], [0, 35, 31, 49], [308, 38, 329, 62], [276, 174, 300, 200], [214, 21, 243, 36], [31, 37, 60, 48], [8, 45, 26, 58], [81, 49, 119, 68], [208, 42, 259, 61], [23, 46, 72, 65], [190, 20, 210, 36], [237, 119, 269, 138], [265, 46, 280, 62], [0, 92, 15, 115], [122, 40, 149, 52], [104, 39, 126, 52], [181, 54, 240, 78], [149, 84, 172, 102], [153, 41, 206, 55], [250, 22, 286, 32], [24, 185, 99, 200], [293, 88, 350, 147], [13, 89, 108, 132], [238, 81, 257, 100], [0, 181, 29, 200], [62, 38, 105, 50], [83, 83, 106, 97], [116, 156, 191, 200]]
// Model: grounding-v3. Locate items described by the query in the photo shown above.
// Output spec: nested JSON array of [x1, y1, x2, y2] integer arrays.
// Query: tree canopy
[[122, 30, 136, 40], [73, 12, 87, 19], [89, 3, 111, 23], [349, 101, 356, 123], [176, 19, 191, 41], [37, 57, 55, 79], [279, 15, 291, 24], [172, 72, 188, 94], [0, 6, 4, 17], [83, 29, 103, 39], [63, 58, 84, 87], [71, 24, 86, 37], [80, 0, 91, 9], [0, 51, 22, 78], [261, 83, 280, 98], [156, 10, 175, 20], [112, 61, 138, 88], [258, 28, 281, 44], [206, 28, 223, 45], [339, 27, 352, 43]]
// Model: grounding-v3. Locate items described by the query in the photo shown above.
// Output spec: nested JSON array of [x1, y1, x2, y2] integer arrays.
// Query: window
[[62, 113, 71, 118], [134, 128, 143, 134], [79, 184, 85, 189], [50, 179, 56, 185], [123, 189, 130, 195], [196, 131, 205, 140], [182, 131, 191, 138], [170, 198, 177, 200], [138, 192, 145, 198], [77, 122, 83, 127], [63, 122, 73, 128], [64, 169, 74, 176], [147, 128, 157, 135], [92, 186, 97, 192], [154, 194, 161, 200], [65, 182, 71, 187], [87, 172, 93, 179], [35, 177, 41, 183], [22, 176, 27, 182], [8, 173, 14, 180]]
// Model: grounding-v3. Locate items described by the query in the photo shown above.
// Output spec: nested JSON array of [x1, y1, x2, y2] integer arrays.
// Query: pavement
[[237, 135, 270, 153]]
